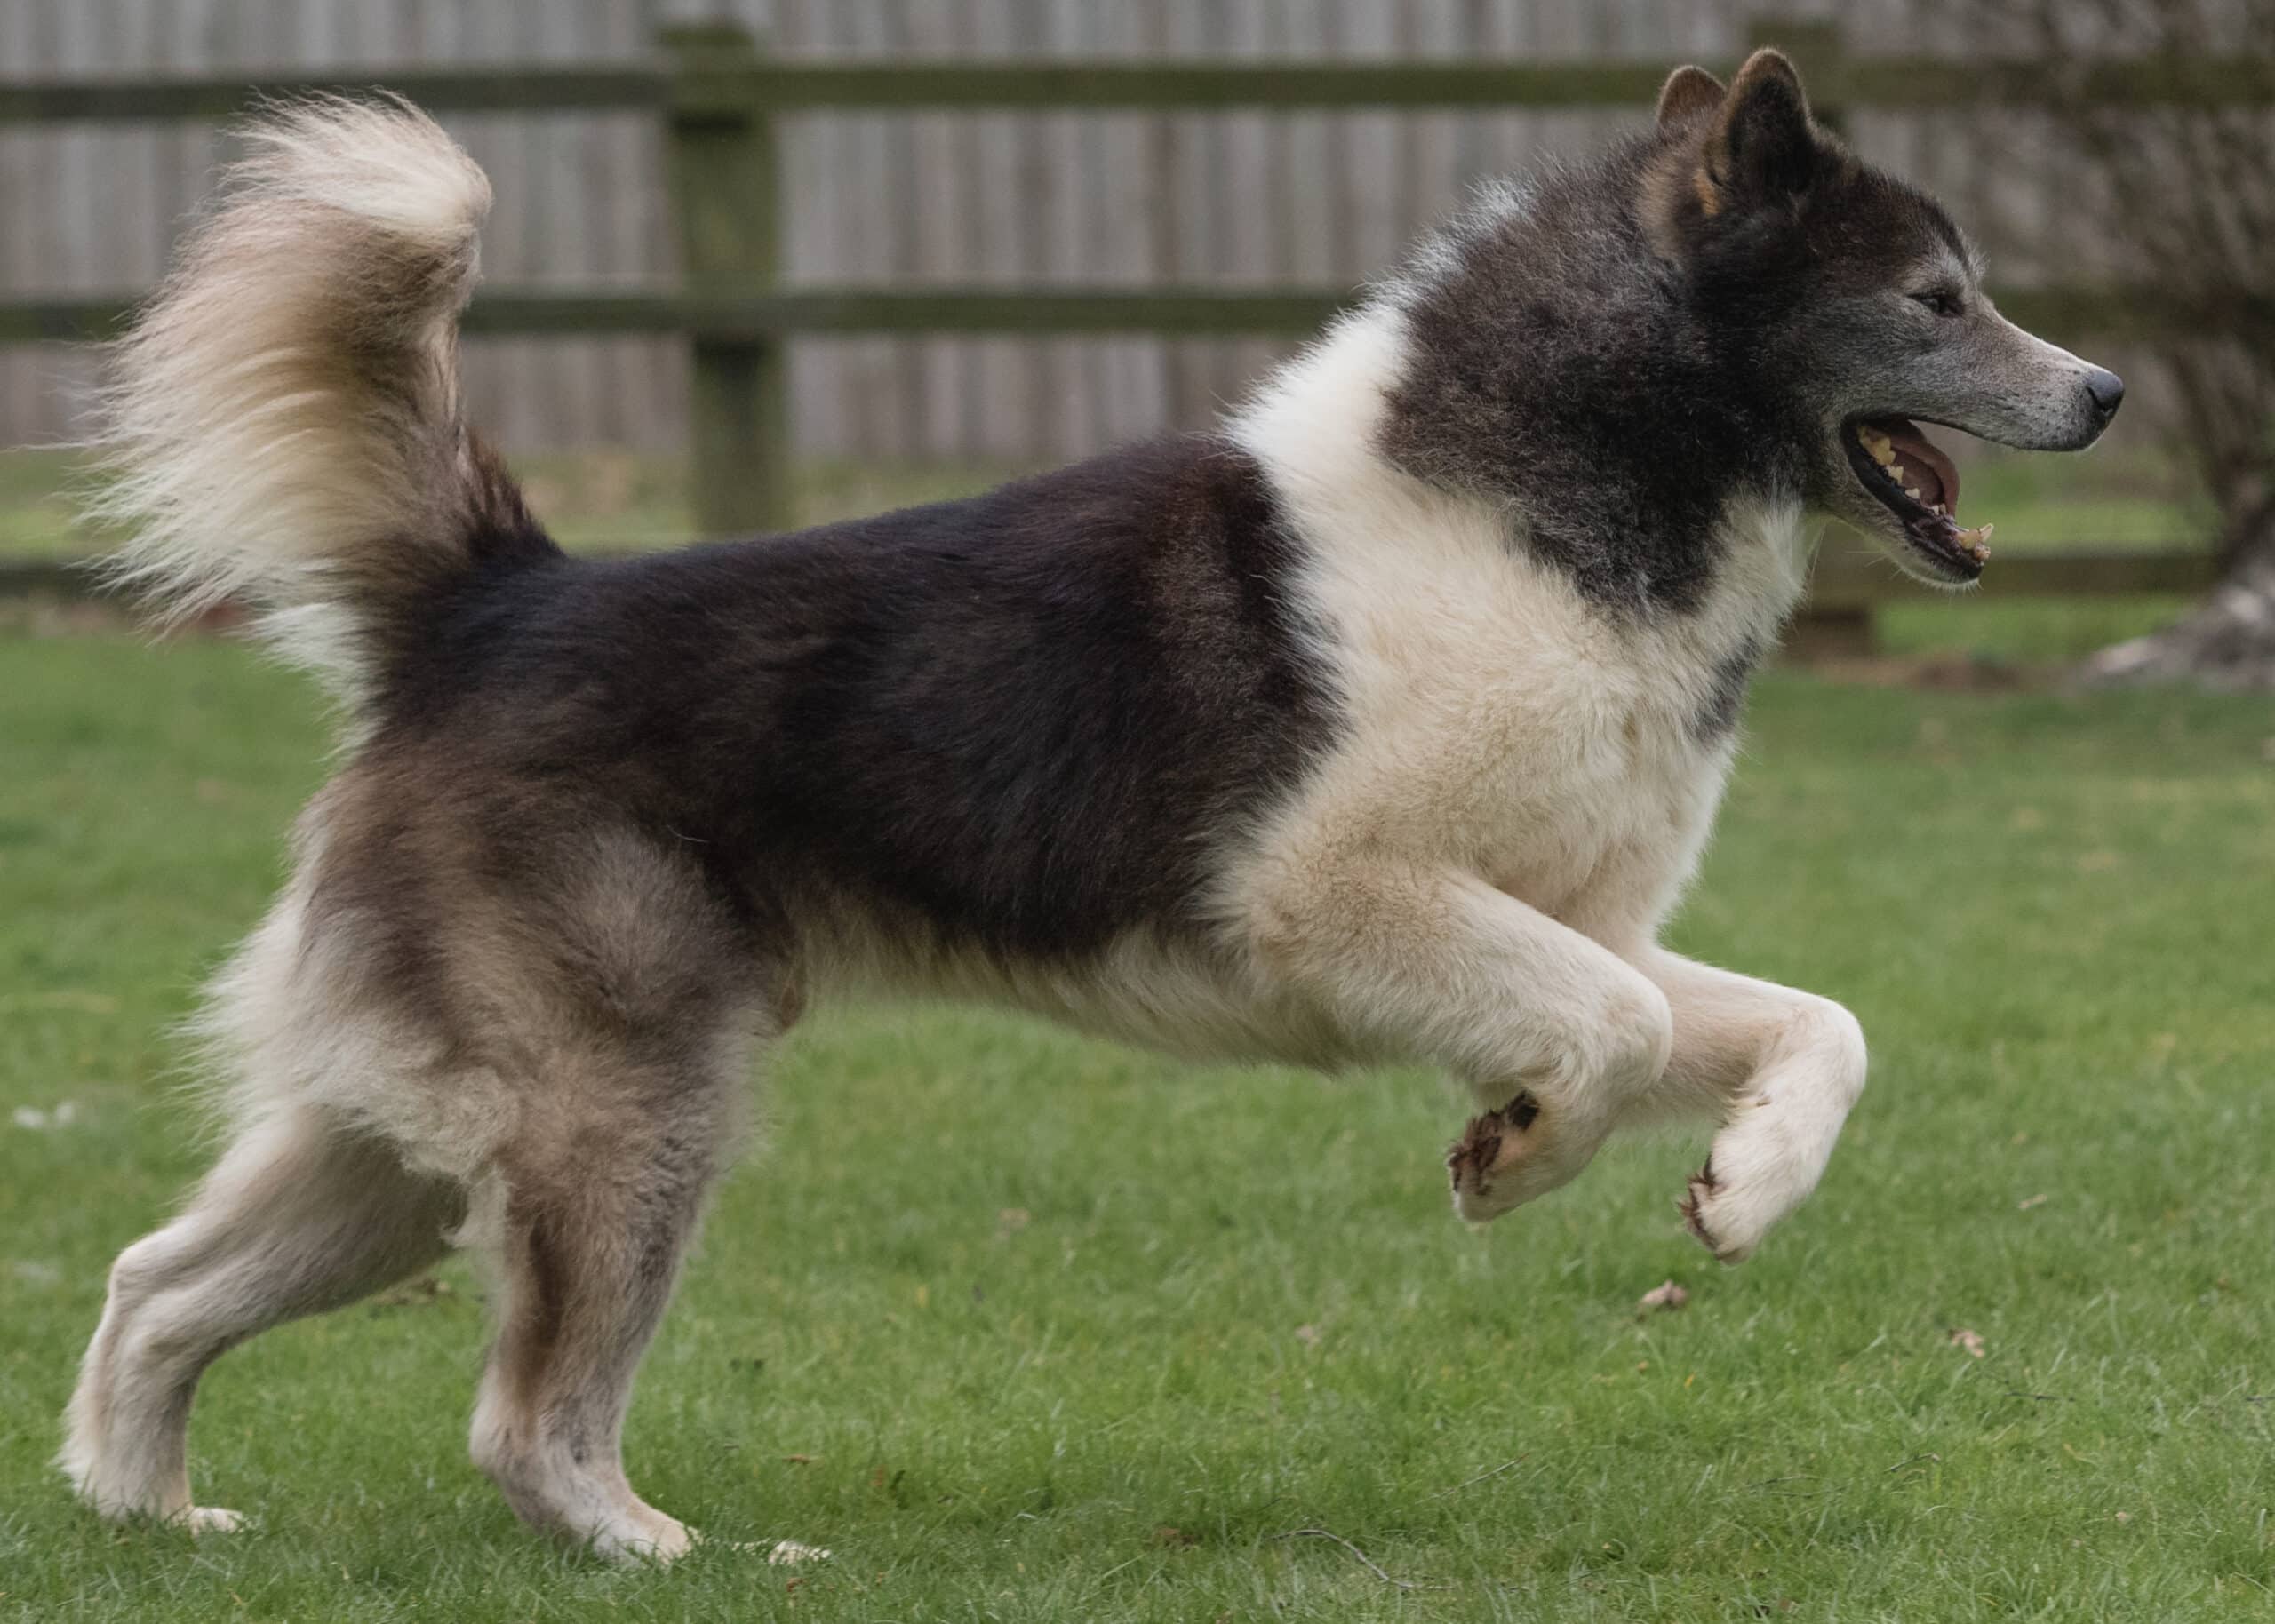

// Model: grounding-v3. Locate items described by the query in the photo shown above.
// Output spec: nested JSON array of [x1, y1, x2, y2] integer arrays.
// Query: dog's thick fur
[[64, 67, 2121, 1560]]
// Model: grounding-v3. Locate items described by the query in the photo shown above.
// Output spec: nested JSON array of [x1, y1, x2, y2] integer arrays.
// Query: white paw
[[180, 1506, 249, 1534], [1680, 1096, 1830, 1262], [591, 1514, 695, 1564]]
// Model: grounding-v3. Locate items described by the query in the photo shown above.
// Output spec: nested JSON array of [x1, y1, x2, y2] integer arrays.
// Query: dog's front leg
[[1242, 856, 1673, 1222], [1628, 950, 1869, 1262]]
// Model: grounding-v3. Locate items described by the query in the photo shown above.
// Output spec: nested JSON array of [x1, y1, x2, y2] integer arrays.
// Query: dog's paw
[[1678, 1160, 1751, 1263], [180, 1506, 249, 1535], [1448, 1090, 1608, 1222], [1680, 1095, 1820, 1262], [1680, 1158, 1778, 1264], [590, 1510, 696, 1564], [1447, 1091, 1537, 1221]]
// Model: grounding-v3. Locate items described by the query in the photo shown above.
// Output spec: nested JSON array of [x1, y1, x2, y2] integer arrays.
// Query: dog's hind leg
[[1628, 949, 1869, 1262], [62, 1108, 464, 1529], [465, 1045, 745, 1564]]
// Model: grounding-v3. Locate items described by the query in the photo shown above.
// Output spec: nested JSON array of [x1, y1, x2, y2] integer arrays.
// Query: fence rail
[[6, 55, 2274, 122], [0, 17, 2253, 642]]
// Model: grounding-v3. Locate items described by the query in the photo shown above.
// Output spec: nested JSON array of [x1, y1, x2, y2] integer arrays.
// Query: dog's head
[[1647, 52, 2124, 585]]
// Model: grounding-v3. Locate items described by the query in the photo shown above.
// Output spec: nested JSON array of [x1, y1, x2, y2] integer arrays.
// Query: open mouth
[[1843, 417, 1995, 582]]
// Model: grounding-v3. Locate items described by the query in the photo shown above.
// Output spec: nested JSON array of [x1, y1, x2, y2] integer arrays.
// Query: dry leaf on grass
[[2017, 1193, 2049, 1211], [1948, 1327, 1987, 1357], [1638, 1279, 1690, 1313]]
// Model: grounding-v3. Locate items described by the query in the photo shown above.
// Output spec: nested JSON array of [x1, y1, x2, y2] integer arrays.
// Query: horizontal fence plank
[[0, 549, 2215, 606], [1843, 55, 2275, 110], [0, 290, 1348, 343], [5, 286, 2266, 346], [0, 68, 667, 123], [746, 57, 2275, 110], [737, 61, 1680, 110], [5, 56, 2272, 124]]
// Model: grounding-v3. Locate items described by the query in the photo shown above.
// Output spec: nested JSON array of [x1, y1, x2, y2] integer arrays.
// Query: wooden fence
[[0, 16, 2251, 636]]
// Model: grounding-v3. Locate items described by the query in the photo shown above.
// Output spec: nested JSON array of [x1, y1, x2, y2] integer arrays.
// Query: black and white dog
[[65, 52, 2121, 1560]]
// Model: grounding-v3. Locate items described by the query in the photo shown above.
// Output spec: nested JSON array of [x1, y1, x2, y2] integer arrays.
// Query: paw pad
[[1446, 1091, 1540, 1198]]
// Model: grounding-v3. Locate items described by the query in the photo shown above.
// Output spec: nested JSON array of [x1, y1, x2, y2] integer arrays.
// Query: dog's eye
[[1911, 290, 1963, 318]]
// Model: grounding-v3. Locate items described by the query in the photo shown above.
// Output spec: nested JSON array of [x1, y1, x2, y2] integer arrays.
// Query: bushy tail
[[90, 94, 556, 702]]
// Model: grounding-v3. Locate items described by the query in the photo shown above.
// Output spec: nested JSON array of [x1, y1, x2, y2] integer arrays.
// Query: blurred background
[[0, 0, 2269, 675]]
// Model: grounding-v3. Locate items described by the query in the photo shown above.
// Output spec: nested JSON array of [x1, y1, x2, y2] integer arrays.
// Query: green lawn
[[1, 629, 2270, 1622]]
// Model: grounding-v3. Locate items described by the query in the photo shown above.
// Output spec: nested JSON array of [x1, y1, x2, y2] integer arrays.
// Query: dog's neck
[[1231, 299, 1813, 640], [1352, 152, 1816, 619]]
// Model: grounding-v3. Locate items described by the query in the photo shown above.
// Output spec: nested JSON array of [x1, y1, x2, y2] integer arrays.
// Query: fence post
[[663, 22, 787, 537]]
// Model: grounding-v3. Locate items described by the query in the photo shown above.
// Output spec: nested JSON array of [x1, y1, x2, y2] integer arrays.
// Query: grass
[[2, 626, 2271, 1622], [1941, 444, 2209, 553], [0, 450, 87, 560]]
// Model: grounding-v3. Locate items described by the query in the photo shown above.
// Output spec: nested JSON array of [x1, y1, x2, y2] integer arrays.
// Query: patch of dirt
[[1791, 650, 2047, 691]]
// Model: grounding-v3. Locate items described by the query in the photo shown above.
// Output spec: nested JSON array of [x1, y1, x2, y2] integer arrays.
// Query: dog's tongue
[[1880, 418, 1960, 512]]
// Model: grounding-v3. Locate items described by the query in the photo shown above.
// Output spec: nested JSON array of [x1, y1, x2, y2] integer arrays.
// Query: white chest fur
[[1226, 306, 1812, 953]]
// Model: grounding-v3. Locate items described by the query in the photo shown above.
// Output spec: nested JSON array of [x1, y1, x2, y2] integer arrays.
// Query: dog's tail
[[90, 95, 556, 704]]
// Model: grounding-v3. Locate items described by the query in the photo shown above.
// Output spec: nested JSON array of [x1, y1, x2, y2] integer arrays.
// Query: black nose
[[2085, 366, 2126, 418]]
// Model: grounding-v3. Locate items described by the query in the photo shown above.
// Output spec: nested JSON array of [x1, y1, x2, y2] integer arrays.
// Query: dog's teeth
[[1904, 486, 1921, 500]]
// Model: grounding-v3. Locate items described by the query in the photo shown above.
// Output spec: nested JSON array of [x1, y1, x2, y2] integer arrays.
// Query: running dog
[[63, 52, 2122, 1560]]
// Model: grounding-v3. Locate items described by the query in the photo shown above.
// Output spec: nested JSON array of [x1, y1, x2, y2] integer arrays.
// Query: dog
[[61, 52, 2121, 1562]]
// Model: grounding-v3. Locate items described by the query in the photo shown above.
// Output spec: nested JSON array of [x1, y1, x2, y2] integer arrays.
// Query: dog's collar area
[[1844, 416, 1993, 580]]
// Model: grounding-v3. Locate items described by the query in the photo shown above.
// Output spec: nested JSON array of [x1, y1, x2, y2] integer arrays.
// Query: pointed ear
[[1655, 66, 1726, 131], [1696, 48, 1818, 214]]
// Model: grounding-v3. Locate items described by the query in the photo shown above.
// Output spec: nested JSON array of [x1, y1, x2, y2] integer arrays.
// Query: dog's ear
[[1696, 49, 1818, 214], [1655, 66, 1726, 131]]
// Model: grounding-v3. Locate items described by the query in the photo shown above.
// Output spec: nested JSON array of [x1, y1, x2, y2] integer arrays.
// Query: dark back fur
[[373, 436, 1332, 966]]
